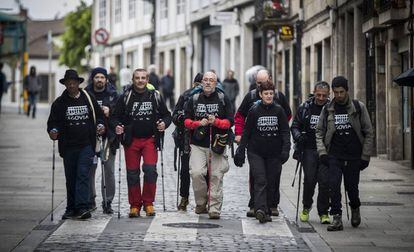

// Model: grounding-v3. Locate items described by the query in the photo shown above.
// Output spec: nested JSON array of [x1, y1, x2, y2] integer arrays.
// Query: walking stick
[[207, 125, 212, 211], [295, 161, 303, 224], [291, 159, 301, 187], [51, 140, 56, 221], [117, 136, 122, 219], [176, 149, 181, 209], [160, 132, 166, 211], [99, 137, 108, 211]]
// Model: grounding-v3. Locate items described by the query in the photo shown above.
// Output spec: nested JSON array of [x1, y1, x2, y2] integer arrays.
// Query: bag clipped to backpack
[[212, 133, 228, 155]]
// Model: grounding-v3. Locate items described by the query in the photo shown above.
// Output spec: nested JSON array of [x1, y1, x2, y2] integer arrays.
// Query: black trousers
[[247, 151, 282, 214], [328, 155, 361, 215], [302, 149, 329, 215], [179, 152, 190, 197]]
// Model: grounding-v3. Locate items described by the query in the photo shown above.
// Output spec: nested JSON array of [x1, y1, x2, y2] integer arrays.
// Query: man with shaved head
[[184, 71, 233, 219], [235, 68, 292, 218]]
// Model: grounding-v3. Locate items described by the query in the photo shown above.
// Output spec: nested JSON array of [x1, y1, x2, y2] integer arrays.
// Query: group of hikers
[[47, 65, 373, 232]]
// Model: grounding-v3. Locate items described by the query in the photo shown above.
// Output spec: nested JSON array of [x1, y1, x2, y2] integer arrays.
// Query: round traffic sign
[[94, 28, 109, 45]]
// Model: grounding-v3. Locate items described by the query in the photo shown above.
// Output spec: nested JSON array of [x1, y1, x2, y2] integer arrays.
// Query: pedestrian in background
[[234, 80, 290, 223], [184, 71, 233, 219], [85, 67, 119, 214], [148, 65, 160, 90], [112, 68, 171, 218], [291, 81, 331, 224], [0, 62, 6, 115], [172, 73, 203, 211], [234, 68, 291, 217], [47, 69, 105, 220], [108, 66, 117, 88], [23, 66, 42, 118], [222, 69, 240, 114], [119, 65, 132, 90], [316, 76, 374, 231], [160, 69, 175, 110]]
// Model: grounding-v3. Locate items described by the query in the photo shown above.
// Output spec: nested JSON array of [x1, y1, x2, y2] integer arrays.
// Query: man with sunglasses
[[234, 69, 291, 217]]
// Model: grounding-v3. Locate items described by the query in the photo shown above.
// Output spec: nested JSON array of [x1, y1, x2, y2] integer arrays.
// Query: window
[[144, 0, 152, 16], [99, 0, 106, 28], [129, 0, 136, 19], [177, 0, 185, 15], [114, 0, 121, 23], [160, 0, 168, 19]]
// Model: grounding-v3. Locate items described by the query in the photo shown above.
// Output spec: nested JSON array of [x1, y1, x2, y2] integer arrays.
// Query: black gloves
[[234, 147, 245, 167], [360, 160, 370, 171], [281, 152, 289, 164], [320, 154, 329, 166]]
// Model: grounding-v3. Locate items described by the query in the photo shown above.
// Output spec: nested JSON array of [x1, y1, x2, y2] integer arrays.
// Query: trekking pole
[[291, 159, 301, 187], [51, 139, 56, 221], [160, 132, 166, 211], [295, 161, 303, 224], [117, 135, 122, 219], [176, 149, 181, 209], [207, 125, 212, 211], [99, 136, 108, 211]]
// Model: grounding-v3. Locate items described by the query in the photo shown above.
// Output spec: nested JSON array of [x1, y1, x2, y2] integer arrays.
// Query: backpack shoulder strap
[[82, 89, 96, 125], [250, 89, 256, 100], [218, 91, 225, 106], [123, 88, 132, 107], [352, 99, 362, 121], [192, 92, 200, 112]]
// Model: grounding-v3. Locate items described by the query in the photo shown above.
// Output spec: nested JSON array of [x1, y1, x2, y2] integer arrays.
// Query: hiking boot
[[195, 205, 208, 214], [300, 208, 310, 222], [351, 207, 361, 227], [89, 201, 97, 212], [76, 209, 91, 220], [246, 208, 255, 218], [129, 207, 140, 218], [208, 212, 220, 219], [177, 197, 189, 211], [61, 210, 76, 220], [256, 210, 272, 223], [145, 205, 156, 216], [327, 214, 343, 231], [270, 207, 279, 216], [103, 204, 114, 214], [320, 214, 331, 224]]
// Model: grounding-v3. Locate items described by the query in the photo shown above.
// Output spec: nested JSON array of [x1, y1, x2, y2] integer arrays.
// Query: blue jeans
[[328, 156, 361, 215], [63, 145, 94, 212], [27, 92, 38, 118]]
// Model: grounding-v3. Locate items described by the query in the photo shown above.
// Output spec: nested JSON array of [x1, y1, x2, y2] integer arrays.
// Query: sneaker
[[320, 214, 331, 224], [246, 208, 255, 218], [145, 205, 156, 216], [327, 214, 343, 231], [129, 207, 140, 218], [177, 197, 189, 211], [103, 204, 114, 215], [61, 210, 76, 220], [300, 208, 310, 222], [76, 209, 92, 220], [270, 207, 279, 216], [351, 207, 361, 227], [208, 212, 220, 219], [195, 205, 208, 214]]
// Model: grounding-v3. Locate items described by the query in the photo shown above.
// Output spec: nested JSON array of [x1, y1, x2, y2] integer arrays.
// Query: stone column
[[354, 5, 366, 103]]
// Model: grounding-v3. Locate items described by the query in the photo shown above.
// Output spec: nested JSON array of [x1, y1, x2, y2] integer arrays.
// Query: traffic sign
[[94, 28, 110, 45]]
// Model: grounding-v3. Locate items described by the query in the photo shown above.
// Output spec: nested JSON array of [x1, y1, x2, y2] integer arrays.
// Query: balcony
[[377, 0, 409, 25], [362, 0, 386, 33]]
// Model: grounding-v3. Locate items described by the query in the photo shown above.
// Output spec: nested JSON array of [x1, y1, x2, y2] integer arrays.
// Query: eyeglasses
[[202, 78, 216, 83]]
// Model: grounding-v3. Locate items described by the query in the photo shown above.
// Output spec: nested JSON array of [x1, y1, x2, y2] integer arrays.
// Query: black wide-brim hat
[[59, 69, 84, 84]]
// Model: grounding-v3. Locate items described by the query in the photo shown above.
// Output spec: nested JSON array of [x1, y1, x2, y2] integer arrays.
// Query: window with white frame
[[129, 0, 136, 19], [114, 0, 122, 23], [98, 0, 106, 28], [177, 0, 185, 15], [144, 0, 152, 16], [160, 0, 168, 19]]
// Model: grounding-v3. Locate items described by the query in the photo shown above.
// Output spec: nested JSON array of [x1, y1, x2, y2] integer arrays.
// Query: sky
[[1, 0, 93, 20]]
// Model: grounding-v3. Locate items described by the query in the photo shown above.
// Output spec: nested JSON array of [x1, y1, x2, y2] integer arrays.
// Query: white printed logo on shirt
[[257, 116, 279, 136], [97, 100, 103, 107], [66, 105, 89, 125], [309, 115, 320, 130], [334, 114, 352, 134], [195, 103, 219, 118], [131, 101, 153, 119]]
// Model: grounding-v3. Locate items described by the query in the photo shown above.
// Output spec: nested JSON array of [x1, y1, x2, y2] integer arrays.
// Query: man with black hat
[[47, 69, 105, 220], [316, 76, 374, 231], [85, 67, 119, 214]]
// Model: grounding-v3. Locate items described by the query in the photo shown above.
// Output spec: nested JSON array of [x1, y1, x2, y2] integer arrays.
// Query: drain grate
[[361, 202, 403, 206], [371, 179, 404, 182], [33, 225, 56, 231], [397, 191, 414, 195], [163, 222, 221, 229]]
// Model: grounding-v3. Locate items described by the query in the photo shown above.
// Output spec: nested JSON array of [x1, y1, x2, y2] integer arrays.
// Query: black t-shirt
[[329, 103, 362, 160], [93, 91, 105, 107], [64, 95, 93, 148], [305, 102, 324, 150], [127, 89, 157, 138]]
